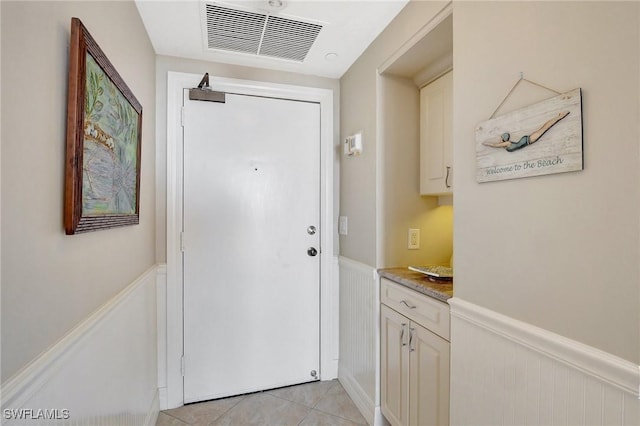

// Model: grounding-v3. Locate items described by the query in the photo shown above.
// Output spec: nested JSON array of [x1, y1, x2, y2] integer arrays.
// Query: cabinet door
[[381, 305, 410, 426], [420, 71, 453, 195], [408, 323, 450, 426]]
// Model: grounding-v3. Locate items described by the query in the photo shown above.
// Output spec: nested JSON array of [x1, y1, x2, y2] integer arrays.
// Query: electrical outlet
[[408, 228, 420, 249]]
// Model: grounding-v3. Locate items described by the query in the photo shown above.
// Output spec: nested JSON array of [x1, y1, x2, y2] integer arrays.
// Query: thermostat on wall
[[344, 132, 363, 156]]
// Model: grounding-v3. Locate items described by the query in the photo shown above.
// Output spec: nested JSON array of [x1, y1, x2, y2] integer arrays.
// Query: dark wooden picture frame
[[64, 18, 142, 234]]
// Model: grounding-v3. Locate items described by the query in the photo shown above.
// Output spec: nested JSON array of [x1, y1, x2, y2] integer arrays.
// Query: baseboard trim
[[158, 387, 168, 412], [144, 389, 160, 426], [449, 297, 639, 397], [339, 366, 375, 426], [1, 265, 160, 412], [373, 406, 387, 426]]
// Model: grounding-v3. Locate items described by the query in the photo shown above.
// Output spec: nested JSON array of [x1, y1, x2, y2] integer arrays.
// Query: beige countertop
[[378, 267, 453, 303]]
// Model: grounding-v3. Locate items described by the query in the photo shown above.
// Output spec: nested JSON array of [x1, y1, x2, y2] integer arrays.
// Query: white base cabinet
[[380, 278, 450, 426], [381, 305, 410, 426]]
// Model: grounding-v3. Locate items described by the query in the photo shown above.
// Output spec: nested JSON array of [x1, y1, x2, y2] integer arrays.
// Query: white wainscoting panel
[[338, 256, 378, 425], [156, 264, 168, 410], [1, 266, 160, 426], [449, 297, 640, 426], [325, 255, 340, 379]]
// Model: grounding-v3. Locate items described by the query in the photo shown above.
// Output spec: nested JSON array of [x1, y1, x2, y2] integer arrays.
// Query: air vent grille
[[205, 3, 322, 62], [260, 15, 322, 61], [206, 4, 264, 54]]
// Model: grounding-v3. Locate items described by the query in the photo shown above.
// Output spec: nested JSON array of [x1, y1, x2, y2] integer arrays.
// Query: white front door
[[182, 90, 321, 403]]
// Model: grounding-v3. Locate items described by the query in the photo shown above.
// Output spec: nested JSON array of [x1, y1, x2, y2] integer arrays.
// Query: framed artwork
[[64, 18, 142, 234], [476, 88, 582, 183]]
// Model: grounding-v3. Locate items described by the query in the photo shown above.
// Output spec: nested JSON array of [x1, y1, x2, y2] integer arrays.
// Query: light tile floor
[[156, 380, 367, 426]]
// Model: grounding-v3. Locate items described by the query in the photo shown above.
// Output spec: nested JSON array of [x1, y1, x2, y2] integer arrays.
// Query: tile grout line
[[206, 395, 247, 425], [263, 380, 338, 408], [298, 382, 339, 426], [291, 381, 329, 426], [283, 379, 367, 425], [312, 405, 367, 425], [271, 381, 341, 426], [312, 379, 341, 409], [160, 394, 248, 426], [159, 411, 191, 425], [312, 381, 368, 425], [258, 392, 314, 410], [210, 391, 313, 425], [160, 380, 358, 426]]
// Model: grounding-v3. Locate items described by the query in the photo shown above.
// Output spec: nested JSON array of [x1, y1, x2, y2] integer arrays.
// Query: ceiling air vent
[[205, 3, 322, 62]]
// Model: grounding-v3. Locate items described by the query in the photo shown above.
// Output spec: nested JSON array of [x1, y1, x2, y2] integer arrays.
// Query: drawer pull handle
[[400, 300, 416, 309]]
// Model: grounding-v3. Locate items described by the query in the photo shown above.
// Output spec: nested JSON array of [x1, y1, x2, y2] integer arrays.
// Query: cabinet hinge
[[180, 232, 185, 252], [181, 356, 185, 377], [181, 106, 186, 127]]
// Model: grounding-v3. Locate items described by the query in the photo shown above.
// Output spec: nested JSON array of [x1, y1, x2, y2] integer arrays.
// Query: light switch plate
[[339, 216, 348, 235]]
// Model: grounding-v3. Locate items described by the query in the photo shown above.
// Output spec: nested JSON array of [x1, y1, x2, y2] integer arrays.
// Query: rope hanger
[[490, 72, 562, 119]]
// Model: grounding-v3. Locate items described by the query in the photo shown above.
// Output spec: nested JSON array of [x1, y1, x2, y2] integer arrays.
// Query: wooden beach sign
[[476, 88, 583, 183]]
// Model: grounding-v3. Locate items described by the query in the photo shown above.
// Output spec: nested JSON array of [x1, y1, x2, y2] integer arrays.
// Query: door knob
[[307, 247, 318, 257], [307, 225, 317, 235]]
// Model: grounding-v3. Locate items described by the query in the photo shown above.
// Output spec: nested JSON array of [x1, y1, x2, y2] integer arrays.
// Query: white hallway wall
[[1, 267, 160, 425], [1, 0, 158, 422], [1, 0, 157, 382]]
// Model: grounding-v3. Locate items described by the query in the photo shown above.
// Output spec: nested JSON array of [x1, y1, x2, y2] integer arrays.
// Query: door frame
[[164, 71, 337, 409]]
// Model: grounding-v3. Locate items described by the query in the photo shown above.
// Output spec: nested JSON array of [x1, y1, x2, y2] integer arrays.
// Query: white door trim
[[165, 71, 337, 409]]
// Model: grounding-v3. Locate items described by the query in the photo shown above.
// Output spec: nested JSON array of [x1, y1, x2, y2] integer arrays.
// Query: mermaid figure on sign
[[483, 111, 570, 152]]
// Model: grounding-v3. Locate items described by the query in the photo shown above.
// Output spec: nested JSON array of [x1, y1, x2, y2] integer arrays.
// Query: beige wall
[[155, 55, 341, 262], [453, 1, 639, 363], [342, 0, 639, 362], [1, 1, 156, 381], [340, 1, 449, 266], [378, 74, 451, 268]]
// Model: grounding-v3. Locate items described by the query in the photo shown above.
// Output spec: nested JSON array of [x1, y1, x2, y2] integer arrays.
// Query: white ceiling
[[135, 0, 409, 79]]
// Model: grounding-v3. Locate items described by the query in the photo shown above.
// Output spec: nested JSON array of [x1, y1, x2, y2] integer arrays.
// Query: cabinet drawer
[[381, 278, 450, 341]]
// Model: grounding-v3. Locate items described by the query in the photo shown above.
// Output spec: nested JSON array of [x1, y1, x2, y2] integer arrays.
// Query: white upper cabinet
[[420, 70, 453, 195]]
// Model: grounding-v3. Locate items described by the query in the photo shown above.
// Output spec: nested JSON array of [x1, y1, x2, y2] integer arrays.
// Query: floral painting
[[82, 53, 139, 215], [65, 18, 142, 234]]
